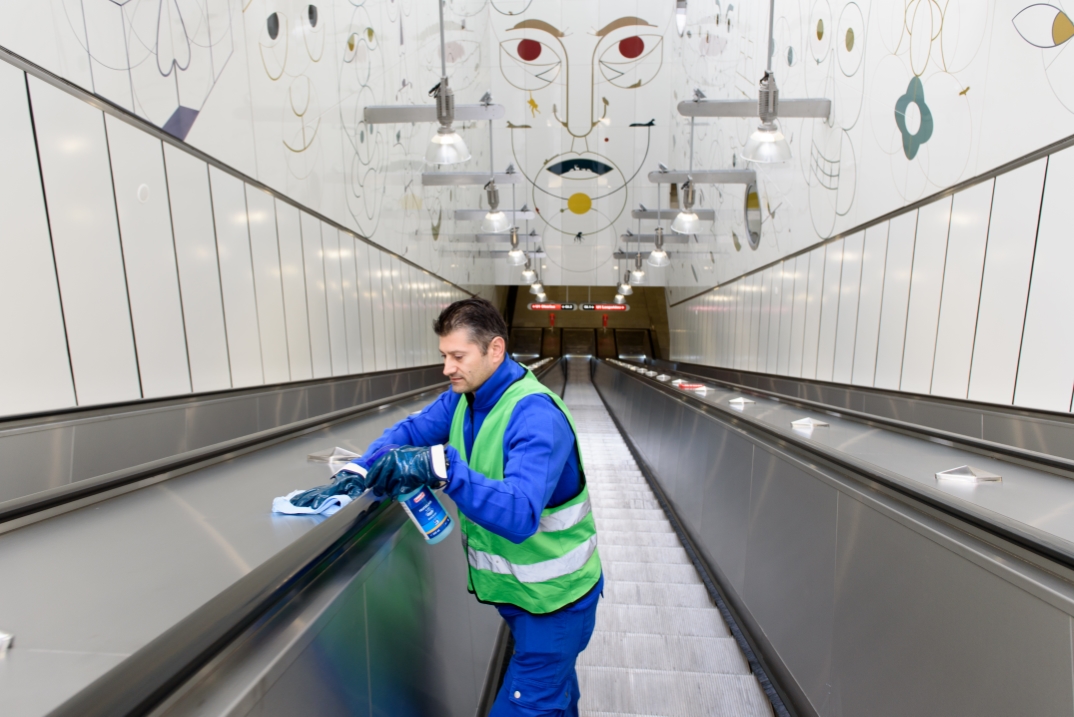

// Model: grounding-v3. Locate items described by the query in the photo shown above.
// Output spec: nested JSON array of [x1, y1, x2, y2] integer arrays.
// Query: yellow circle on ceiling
[[567, 193, 592, 214]]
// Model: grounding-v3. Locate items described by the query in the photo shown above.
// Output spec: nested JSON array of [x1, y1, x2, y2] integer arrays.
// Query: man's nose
[[563, 61, 596, 138]]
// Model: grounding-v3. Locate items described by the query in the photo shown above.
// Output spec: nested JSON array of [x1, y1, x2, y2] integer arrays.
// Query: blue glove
[[365, 445, 449, 499]]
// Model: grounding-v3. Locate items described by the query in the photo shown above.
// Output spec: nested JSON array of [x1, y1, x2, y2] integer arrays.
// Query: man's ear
[[489, 336, 506, 361]]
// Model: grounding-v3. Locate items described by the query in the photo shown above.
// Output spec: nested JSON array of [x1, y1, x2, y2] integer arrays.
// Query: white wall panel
[[801, 248, 826, 379], [321, 225, 349, 376], [766, 269, 782, 371], [356, 242, 378, 371], [1014, 149, 1074, 411], [105, 116, 191, 398], [748, 273, 762, 372], [874, 212, 919, 389], [931, 182, 993, 398], [275, 201, 312, 381], [163, 145, 231, 392], [209, 167, 263, 388], [901, 197, 952, 393], [339, 235, 364, 374], [788, 254, 810, 377], [30, 77, 141, 405], [301, 213, 332, 378], [383, 255, 400, 369], [0, 65, 75, 415], [755, 268, 774, 373], [245, 186, 290, 384], [816, 240, 844, 382], [968, 159, 1047, 404], [832, 233, 864, 384], [733, 281, 747, 369], [851, 223, 889, 386], [370, 250, 388, 371], [776, 260, 796, 375]]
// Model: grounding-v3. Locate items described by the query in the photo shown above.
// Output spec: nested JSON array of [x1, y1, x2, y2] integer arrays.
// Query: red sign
[[529, 303, 576, 311], [581, 303, 629, 312], [677, 383, 705, 390]]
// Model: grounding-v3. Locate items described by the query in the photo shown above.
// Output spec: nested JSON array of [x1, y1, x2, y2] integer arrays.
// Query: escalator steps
[[563, 361, 772, 717]]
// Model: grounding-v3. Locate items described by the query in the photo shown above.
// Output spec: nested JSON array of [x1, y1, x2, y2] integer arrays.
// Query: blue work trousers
[[489, 599, 599, 716]]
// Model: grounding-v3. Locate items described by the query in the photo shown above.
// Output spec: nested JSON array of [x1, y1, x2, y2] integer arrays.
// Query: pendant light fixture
[[647, 227, 670, 268], [671, 180, 700, 234], [506, 227, 526, 266], [613, 292, 626, 305], [520, 255, 536, 284], [675, 0, 688, 36], [481, 180, 510, 233], [617, 271, 634, 296], [425, 0, 469, 165], [742, 71, 792, 164], [674, 0, 830, 162], [630, 253, 646, 284]]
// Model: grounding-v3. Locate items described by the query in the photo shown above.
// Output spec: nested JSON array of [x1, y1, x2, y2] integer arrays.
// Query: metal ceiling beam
[[648, 169, 755, 185], [453, 209, 536, 221], [631, 209, 716, 221], [364, 103, 505, 124], [422, 171, 522, 186], [676, 98, 831, 119], [444, 234, 542, 243], [618, 233, 691, 244]]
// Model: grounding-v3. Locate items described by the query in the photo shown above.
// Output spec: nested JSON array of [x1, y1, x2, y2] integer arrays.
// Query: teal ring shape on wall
[[894, 76, 934, 160]]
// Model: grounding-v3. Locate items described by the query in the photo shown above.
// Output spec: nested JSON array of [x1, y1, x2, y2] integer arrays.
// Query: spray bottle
[[336, 445, 453, 545], [398, 444, 454, 544]]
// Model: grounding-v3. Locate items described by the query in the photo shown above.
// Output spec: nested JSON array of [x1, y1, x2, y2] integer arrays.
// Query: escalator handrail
[[601, 359, 1074, 576], [44, 358, 563, 717], [625, 360, 1074, 479]]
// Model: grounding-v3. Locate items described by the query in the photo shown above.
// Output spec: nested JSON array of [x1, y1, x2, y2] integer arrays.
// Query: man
[[355, 297, 602, 717]]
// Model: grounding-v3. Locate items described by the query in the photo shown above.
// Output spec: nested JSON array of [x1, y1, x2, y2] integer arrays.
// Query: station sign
[[581, 303, 630, 312], [529, 303, 576, 311]]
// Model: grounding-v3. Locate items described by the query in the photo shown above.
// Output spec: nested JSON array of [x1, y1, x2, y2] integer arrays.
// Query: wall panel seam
[[242, 186, 267, 380], [23, 70, 77, 402], [101, 108, 144, 398], [159, 141, 195, 391], [928, 197, 955, 395], [897, 211, 921, 391], [1012, 157, 1050, 405], [965, 180, 997, 401], [205, 166, 234, 388]]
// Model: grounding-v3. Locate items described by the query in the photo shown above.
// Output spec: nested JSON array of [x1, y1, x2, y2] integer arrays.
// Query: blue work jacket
[[360, 356, 602, 610]]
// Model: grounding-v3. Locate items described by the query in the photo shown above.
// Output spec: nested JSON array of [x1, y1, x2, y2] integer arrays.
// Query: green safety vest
[[449, 370, 601, 614]]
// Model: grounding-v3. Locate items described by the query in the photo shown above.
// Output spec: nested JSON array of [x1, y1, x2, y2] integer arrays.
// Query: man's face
[[440, 330, 505, 394]]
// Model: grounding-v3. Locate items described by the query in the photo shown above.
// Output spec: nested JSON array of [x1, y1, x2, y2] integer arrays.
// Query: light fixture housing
[[426, 75, 470, 166], [481, 180, 511, 233], [613, 293, 626, 305], [520, 256, 536, 284], [647, 227, 671, 268], [675, 0, 688, 36], [536, 291, 548, 302], [630, 254, 646, 284], [617, 271, 634, 296], [671, 180, 700, 234], [529, 280, 544, 295], [506, 227, 526, 266], [742, 72, 791, 164]]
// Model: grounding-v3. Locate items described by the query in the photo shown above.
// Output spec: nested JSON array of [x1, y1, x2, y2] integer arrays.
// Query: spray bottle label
[[400, 487, 453, 541]]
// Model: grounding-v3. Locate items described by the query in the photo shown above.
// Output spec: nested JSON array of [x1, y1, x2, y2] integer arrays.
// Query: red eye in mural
[[618, 36, 645, 59], [500, 38, 562, 91], [598, 34, 663, 88], [517, 38, 542, 62]]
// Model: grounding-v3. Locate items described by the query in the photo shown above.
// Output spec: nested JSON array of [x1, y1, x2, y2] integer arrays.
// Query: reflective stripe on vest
[[538, 497, 592, 533], [467, 535, 598, 584]]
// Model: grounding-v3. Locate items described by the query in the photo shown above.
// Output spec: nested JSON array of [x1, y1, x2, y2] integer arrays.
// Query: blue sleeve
[[444, 394, 574, 544], [356, 390, 460, 468]]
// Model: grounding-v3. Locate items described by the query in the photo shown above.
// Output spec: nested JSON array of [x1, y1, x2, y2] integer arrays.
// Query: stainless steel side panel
[[0, 367, 446, 505], [595, 362, 1074, 717]]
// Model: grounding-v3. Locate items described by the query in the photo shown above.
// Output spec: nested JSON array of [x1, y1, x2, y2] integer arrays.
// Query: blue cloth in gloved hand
[[365, 444, 449, 499], [271, 445, 401, 516]]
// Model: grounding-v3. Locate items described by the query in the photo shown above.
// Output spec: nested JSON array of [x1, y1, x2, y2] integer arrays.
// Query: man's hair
[[434, 297, 508, 353]]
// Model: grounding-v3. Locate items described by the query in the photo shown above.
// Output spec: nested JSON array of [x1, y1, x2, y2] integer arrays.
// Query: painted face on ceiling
[[244, 0, 327, 196], [491, 5, 671, 242]]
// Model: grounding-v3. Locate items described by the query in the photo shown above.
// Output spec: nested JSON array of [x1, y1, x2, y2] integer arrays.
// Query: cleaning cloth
[[272, 445, 399, 516]]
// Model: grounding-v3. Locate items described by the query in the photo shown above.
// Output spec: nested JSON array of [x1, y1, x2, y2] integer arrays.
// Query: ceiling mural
[[1, 1, 1071, 291]]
